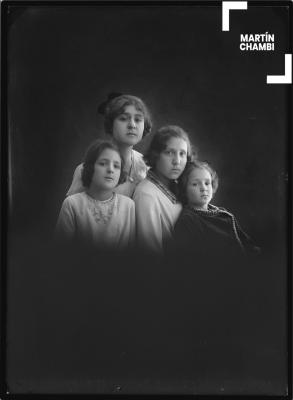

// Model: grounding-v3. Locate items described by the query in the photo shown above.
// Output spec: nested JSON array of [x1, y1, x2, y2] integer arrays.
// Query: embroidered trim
[[147, 170, 178, 204], [85, 192, 116, 224]]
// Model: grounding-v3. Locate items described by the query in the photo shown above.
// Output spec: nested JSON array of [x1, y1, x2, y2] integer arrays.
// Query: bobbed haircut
[[144, 125, 195, 169], [81, 139, 124, 188], [100, 94, 152, 137], [178, 160, 219, 205]]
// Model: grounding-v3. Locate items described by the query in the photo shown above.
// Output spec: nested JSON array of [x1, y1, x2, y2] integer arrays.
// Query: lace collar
[[147, 170, 178, 204]]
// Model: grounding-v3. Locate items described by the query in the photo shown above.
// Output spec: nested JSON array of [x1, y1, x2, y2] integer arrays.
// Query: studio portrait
[[3, 1, 291, 396]]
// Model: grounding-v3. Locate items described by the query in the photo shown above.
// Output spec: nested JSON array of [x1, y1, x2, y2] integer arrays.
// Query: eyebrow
[[121, 112, 144, 117], [165, 147, 187, 152], [98, 158, 121, 163], [190, 178, 211, 181]]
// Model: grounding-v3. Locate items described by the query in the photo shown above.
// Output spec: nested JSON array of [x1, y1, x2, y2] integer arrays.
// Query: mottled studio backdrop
[[6, 3, 289, 395]]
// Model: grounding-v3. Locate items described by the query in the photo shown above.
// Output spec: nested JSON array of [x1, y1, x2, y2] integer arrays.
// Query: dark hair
[[144, 125, 195, 169], [178, 160, 219, 205], [81, 139, 123, 188], [98, 94, 152, 137]]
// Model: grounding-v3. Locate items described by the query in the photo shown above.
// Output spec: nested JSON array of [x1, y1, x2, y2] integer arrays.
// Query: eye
[[118, 115, 127, 121], [180, 151, 187, 157], [135, 117, 144, 123], [114, 163, 121, 169]]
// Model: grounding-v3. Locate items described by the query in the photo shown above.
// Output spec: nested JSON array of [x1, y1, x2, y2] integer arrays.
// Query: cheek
[[186, 187, 194, 199], [112, 120, 124, 136], [156, 156, 166, 171], [139, 122, 145, 134]]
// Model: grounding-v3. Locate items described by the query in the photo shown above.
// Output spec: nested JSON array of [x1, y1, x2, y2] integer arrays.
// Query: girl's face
[[112, 105, 144, 146], [186, 167, 213, 210], [154, 137, 188, 186], [90, 148, 121, 191]]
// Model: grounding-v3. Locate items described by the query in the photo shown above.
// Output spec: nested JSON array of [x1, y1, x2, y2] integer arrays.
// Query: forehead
[[96, 148, 121, 162], [188, 167, 212, 180], [122, 104, 144, 115], [165, 137, 188, 151]]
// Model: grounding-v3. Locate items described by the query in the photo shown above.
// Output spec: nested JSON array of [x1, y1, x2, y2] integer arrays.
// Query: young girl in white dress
[[133, 125, 193, 254], [56, 140, 135, 249], [66, 93, 152, 198]]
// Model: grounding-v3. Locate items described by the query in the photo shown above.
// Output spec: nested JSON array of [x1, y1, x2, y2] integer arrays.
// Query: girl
[[56, 140, 135, 249], [173, 160, 259, 256], [133, 125, 193, 254], [66, 93, 152, 198]]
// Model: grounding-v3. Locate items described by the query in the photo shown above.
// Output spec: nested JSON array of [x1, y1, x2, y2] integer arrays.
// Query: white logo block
[[222, 1, 248, 31], [267, 54, 292, 84]]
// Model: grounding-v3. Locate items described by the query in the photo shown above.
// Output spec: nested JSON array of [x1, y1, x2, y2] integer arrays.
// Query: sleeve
[[55, 197, 76, 240], [133, 190, 163, 254], [66, 164, 85, 196]]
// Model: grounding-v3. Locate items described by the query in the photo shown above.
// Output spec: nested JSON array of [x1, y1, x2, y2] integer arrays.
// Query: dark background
[[5, 2, 289, 395]]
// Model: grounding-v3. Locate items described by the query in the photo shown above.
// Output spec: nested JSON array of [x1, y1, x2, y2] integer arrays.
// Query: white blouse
[[133, 178, 182, 254], [56, 192, 135, 249]]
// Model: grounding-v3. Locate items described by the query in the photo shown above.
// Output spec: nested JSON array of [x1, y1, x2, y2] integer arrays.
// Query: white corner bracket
[[267, 54, 292, 84], [222, 1, 248, 31]]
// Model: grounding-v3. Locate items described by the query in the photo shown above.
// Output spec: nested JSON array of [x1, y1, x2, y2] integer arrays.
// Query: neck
[[192, 203, 208, 210], [115, 142, 133, 171], [87, 186, 113, 201], [153, 169, 171, 189]]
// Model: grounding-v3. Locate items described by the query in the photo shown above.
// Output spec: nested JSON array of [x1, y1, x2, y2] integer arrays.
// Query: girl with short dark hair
[[56, 139, 135, 248]]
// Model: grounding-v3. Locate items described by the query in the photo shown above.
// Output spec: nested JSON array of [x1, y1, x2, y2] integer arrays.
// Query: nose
[[128, 118, 136, 128], [172, 153, 180, 165], [107, 163, 114, 173]]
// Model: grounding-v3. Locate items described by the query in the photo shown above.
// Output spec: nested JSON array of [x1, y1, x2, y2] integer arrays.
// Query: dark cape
[[171, 204, 257, 259]]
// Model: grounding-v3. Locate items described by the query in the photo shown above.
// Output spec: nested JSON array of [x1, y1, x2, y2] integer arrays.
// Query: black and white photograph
[[1, 0, 292, 396]]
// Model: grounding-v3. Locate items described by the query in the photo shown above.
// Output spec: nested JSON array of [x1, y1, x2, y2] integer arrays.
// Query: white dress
[[56, 192, 135, 249], [66, 149, 147, 199], [133, 173, 182, 254]]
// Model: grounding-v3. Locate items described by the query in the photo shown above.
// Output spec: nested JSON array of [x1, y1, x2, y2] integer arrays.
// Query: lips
[[171, 169, 181, 173], [104, 176, 114, 181], [127, 132, 137, 136]]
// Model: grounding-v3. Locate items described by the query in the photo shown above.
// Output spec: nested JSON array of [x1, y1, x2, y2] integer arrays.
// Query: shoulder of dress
[[180, 206, 196, 218], [67, 191, 86, 201], [134, 178, 158, 195], [116, 193, 135, 205], [132, 150, 147, 167], [216, 205, 233, 216], [74, 163, 83, 172], [132, 149, 143, 158]]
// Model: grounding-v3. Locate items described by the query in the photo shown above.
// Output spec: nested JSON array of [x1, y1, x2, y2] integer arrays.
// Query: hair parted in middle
[[178, 160, 219, 205], [81, 139, 124, 188], [144, 125, 196, 169], [98, 93, 152, 138]]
